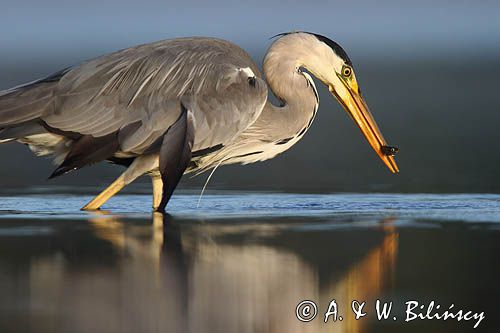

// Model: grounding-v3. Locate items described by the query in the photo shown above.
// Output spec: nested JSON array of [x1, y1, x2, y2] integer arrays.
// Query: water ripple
[[0, 193, 499, 223]]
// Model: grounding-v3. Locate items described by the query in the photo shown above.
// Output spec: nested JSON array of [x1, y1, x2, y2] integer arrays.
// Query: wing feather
[[0, 37, 267, 160]]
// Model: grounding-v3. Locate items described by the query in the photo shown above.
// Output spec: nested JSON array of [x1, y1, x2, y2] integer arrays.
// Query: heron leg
[[151, 175, 163, 210], [81, 176, 127, 211], [82, 154, 159, 211]]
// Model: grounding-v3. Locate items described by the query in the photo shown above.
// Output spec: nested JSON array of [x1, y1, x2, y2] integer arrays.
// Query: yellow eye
[[342, 66, 352, 77]]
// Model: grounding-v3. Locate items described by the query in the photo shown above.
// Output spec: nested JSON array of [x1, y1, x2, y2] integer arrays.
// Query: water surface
[[0, 193, 498, 333]]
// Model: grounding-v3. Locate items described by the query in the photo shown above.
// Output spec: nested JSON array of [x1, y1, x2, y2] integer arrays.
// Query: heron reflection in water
[[0, 32, 398, 211], [15, 214, 398, 333]]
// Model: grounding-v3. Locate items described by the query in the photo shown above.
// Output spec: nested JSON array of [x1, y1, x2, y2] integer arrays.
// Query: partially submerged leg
[[157, 105, 195, 213], [151, 175, 163, 210], [82, 175, 127, 211], [82, 154, 159, 211]]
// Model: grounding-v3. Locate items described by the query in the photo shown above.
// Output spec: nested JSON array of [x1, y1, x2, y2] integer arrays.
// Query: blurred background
[[1, 0, 499, 193]]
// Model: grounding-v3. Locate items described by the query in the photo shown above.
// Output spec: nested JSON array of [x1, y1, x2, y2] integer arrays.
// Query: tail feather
[[0, 122, 46, 143], [0, 67, 70, 127], [0, 85, 54, 127]]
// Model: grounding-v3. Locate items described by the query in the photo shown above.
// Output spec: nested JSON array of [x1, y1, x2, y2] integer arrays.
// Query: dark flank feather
[[157, 105, 195, 212], [49, 132, 120, 179]]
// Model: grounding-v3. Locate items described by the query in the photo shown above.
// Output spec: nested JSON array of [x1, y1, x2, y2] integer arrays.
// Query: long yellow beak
[[329, 85, 399, 173]]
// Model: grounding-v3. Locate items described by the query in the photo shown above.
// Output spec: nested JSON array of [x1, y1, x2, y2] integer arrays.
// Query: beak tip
[[384, 156, 399, 174], [391, 162, 399, 174]]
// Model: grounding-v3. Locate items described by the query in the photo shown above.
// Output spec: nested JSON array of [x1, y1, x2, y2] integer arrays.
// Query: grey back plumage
[[0, 37, 267, 172]]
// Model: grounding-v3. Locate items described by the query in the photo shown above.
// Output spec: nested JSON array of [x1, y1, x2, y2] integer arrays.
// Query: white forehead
[[315, 38, 346, 71]]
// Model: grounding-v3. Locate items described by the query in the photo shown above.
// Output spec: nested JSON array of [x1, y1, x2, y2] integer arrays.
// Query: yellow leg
[[151, 176, 163, 210], [82, 176, 126, 211], [81, 154, 160, 211]]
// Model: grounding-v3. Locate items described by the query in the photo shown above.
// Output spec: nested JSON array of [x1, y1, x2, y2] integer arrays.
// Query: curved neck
[[262, 36, 320, 133]]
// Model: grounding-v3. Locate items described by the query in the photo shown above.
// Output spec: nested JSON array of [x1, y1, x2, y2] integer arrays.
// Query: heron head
[[294, 32, 400, 173]]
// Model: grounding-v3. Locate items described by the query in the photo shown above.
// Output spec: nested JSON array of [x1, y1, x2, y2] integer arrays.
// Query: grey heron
[[0, 32, 399, 212]]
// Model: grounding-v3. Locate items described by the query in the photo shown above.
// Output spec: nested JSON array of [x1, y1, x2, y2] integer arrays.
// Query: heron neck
[[262, 43, 319, 135]]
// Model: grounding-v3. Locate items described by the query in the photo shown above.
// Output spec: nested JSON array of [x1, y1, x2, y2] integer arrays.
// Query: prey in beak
[[329, 64, 399, 173]]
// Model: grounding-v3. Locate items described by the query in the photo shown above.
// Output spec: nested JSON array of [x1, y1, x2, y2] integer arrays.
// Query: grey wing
[[0, 37, 267, 160]]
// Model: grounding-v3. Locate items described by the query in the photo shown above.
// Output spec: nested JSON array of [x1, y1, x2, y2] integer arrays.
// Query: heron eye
[[342, 66, 352, 77]]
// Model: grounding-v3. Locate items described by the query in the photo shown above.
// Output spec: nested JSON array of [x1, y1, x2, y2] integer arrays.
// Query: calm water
[[0, 193, 499, 333]]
